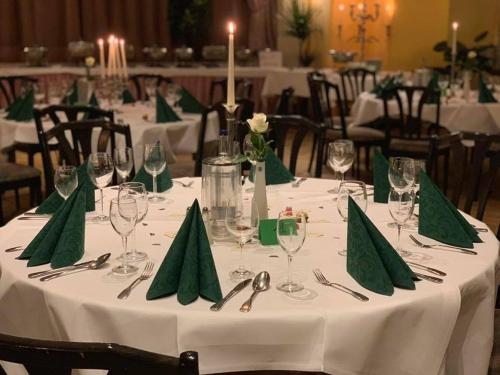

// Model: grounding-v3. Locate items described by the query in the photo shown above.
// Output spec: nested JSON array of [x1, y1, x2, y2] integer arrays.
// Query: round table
[[0, 178, 498, 375]]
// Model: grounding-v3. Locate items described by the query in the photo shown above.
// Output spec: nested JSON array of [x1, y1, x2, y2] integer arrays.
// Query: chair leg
[[308, 134, 318, 173], [15, 189, 20, 209], [443, 152, 449, 194], [28, 152, 35, 166], [0, 192, 4, 226], [365, 146, 371, 173], [355, 147, 361, 178]]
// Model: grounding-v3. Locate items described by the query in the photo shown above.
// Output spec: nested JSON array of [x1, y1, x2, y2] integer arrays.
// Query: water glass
[[327, 140, 354, 194], [109, 197, 138, 276], [118, 182, 149, 262], [144, 143, 167, 203], [388, 157, 415, 193], [405, 159, 426, 230], [276, 208, 306, 293], [388, 188, 415, 257], [54, 165, 78, 200], [114, 147, 134, 182], [225, 198, 258, 281], [87, 153, 114, 222], [337, 180, 367, 256], [145, 78, 157, 105]]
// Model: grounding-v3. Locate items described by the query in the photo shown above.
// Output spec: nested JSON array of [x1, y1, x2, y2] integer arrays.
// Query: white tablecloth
[[0, 178, 498, 375], [351, 92, 500, 134]]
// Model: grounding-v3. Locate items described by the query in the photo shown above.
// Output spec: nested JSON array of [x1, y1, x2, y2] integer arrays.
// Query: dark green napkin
[[156, 91, 181, 123], [371, 76, 393, 98], [61, 82, 78, 105], [6, 90, 34, 122], [18, 185, 86, 268], [179, 87, 205, 114], [36, 164, 95, 214], [347, 197, 416, 296], [373, 150, 390, 203], [259, 219, 279, 246], [418, 172, 481, 248], [132, 165, 173, 192], [88, 92, 99, 107], [122, 88, 136, 104], [478, 77, 498, 103], [425, 73, 440, 104], [146, 199, 222, 305], [6, 97, 24, 115], [249, 146, 294, 185]]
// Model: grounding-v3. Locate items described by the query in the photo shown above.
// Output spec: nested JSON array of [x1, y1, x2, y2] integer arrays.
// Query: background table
[[0, 178, 497, 375]]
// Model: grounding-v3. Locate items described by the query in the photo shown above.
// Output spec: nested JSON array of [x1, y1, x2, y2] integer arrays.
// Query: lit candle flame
[[119, 38, 125, 46], [98, 38, 104, 46], [452, 21, 459, 30], [357, 3, 364, 11], [108, 35, 115, 44], [338, 3, 345, 11], [228, 21, 235, 34]]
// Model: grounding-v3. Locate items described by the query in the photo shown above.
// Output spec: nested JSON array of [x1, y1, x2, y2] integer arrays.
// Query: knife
[[27, 253, 111, 279], [406, 261, 447, 277], [210, 278, 252, 311]]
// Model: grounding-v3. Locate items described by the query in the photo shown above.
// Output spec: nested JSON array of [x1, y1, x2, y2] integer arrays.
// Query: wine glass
[[114, 147, 134, 182], [404, 159, 426, 230], [276, 208, 307, 293], [167, 83, 182, 110], [87, 153, 114, 222], [33, 83, 45, 105], [438, 76, 449, 97], [327, 140, 354, 194], [145, 78, 157, 106], [54, 165, 78, 200], [144, 143, 167, 203], [388, 157, 415, 194], [118, 182, 149, 262], [109, 197, 139, 276], [225, 198, 258, 281], [388, 188, 415, 257], [337, 180, 367, 256]]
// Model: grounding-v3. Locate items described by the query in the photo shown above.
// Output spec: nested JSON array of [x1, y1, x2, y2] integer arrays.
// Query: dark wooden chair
[[130, 74, 173, 101], [275, 87, 295, 115], [340, 68, 377, 114], [37, 119, 133, 195], [0, 332, 198, 375], [0, 76, 38, 107], [208, 78, 253, 105]]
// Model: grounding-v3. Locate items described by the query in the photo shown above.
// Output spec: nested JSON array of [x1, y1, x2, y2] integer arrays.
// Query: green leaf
[[433, 41, 449, 52], [474, 31, 488, 43]]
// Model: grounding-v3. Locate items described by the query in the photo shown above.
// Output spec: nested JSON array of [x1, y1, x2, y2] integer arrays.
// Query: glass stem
[[153, 175, 158, 197], [238, 241, 245, 271], [130, 228, 137, 256], [397, 224, 402, 249], [287, 255, 293, 283], [122, 235, 128, 270], [340, 172, 345, 182], [100, 188, 104, 217]]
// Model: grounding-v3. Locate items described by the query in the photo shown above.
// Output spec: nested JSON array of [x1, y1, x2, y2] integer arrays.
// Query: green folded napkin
[[179, 87, 205, 114], [36, 164, 95, 214], [371, 76, 393, 98], [122, 88, 136, 104], [132, 165, 173, 192], [18, 185, 86, 268], [478, 77, 498, 103], [88, 92, 99, 107], [259, 219, 279, 246], [61, 82, 78, 105], [418, 172, 481, 248], [347, 197, 416, 296], [425, 73, 440, 104], [156, 91, 181, 123], [249, 147, 294, 185], [373, 150, 390, 203], [6, 90, 34, 122], [146, 199, 222, 305], [6, 97, 24, 114]]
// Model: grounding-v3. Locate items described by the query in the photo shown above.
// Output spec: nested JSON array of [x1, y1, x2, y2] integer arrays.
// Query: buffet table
[[0, 178, 498, 375]]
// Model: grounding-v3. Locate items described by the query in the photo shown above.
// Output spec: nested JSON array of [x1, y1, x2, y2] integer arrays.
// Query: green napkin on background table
[[36, 165, 95, 214], [249, 147, 294, 185], [133, 165, 173, 192], [122, 88, 136, 104], [371, 76, 395, 98], [418, 172, 481, 248], [347, 197, 416, 296], [6, 96, 24, 115], [478, 77, 498, 103], [6, 90, 34, 122], [373, 150, 390, 203], [156, 91, 181, 123], [179, 88, 205, 114], [146, 199, 222, 305], [19, 185, 87, 268], [425, 73, 440, 104], [88, 92, 99, 107], [61, 82, 78, 105]]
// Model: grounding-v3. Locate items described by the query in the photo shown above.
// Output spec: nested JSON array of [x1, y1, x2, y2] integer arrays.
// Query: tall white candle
[[98, 38, 106, 79], [119, 39, 128, 79], [107, 35, 114, 77], [114, 38, 122, 78], [227, 21, 235, 107], [451, 22, 459, 56]]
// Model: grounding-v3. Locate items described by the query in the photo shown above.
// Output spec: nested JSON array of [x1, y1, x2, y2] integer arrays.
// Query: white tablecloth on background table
[[0, 178, 498, 375], [351, 92, 500, 134]]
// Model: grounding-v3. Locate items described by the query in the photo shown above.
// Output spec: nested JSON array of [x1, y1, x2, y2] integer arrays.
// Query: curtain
[[247, 0, 277, 50]]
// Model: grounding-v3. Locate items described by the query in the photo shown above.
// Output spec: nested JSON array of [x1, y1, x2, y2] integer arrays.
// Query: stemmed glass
[[118, 182, 149, 262], [387, 157, 415, 228], [167, 83, 182, 110], [109, 197, 139, 276], [54, 165, 78, 199], [145, 79, 157, 106], [327, 140, 354, 194], [276, 208, 307, 293], [337, 180, 367, 256], [388, 188, 415, 257], [144, 143, 167, 203], [225, 198, 258, 281], [87, 153, 114, 222], [114, 147, 134, 183], [438, 76, 449, 98], [404, 159, 425, 230]]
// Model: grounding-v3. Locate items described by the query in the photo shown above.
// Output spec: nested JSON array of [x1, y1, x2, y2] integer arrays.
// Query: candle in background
[[114, 38, 122, 78], [227, 21, 236, 107], [451, 22, 459, 56], [119, 39, 128, 79], [107, 35, 114, 77], [98, 38, 106, 79]]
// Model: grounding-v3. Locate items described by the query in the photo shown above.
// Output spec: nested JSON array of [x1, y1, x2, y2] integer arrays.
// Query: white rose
[[85, 56, 95, 67], [247, 113, 268, 133], [467, 50, 477, 59]]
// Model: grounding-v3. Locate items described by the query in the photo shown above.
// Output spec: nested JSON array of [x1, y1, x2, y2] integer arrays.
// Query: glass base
[[91, 214, 109, 223], [277, 280, 304, 293], [111, 264, 138, 277], [387, 222, 397, 229], [328, 187, 338, 194], [338, 249, 347, 256], [118, 251, 148, 262], [229, 268, 255, 282], [148, 195, 166, 203], [397, 249, 413, 258]]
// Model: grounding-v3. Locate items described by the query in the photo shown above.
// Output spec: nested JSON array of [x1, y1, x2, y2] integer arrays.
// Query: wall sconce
[[338, 3, 345, 39], [384, 3, 395, 38]]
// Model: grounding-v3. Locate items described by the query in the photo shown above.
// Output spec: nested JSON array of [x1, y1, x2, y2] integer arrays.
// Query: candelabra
[[349, 1, 380, 61]]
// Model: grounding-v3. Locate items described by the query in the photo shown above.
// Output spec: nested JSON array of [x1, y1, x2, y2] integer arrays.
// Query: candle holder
[[223, 103, 239, 157], [349, 1, 380, 61], [450, 53, 457, 85]]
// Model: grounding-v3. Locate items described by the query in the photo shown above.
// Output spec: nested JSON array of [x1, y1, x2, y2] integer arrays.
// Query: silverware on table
[[4, 245, 24, 253], [405, 261, 447, 276], [240, 271, 270, 312], [40, 255, 109, 282], [210, 278, 252, 311], [22, 213, 52, 217], [414, 214, 487, 233], [28, 253, 111, 279], [313, 269, 369, 302], [17, 216, 50, 221], [409, 234, 477, 255], [292, 177, 307, 188], [117, 261, 154, 299], [413, 272, 444, 284], [173, 180, 194, 188]]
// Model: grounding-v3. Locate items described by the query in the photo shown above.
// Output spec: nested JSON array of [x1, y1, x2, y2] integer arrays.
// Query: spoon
[[240, 271, 270, 312], [28, 253, 111, 279], [40, 255, 109, 282]]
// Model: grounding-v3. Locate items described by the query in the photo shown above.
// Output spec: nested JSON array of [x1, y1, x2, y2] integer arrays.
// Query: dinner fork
[[409, 234, 477, 255], [117, 262, 154, 300], [313, 269, 369, 302], [173, 180, 194, 188], [292, 177, 307, 188]]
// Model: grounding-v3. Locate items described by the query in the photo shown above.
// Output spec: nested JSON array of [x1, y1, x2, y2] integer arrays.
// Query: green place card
[[259, 219, 278, 246]]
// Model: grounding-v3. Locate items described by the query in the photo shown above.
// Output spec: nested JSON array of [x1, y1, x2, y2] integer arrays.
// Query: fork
[[292, 177, 307, 188], [409, 234, 477, 255], [313, 269, 369, 302], [173, 180, 194, 188], [117, 262, 154, 300]]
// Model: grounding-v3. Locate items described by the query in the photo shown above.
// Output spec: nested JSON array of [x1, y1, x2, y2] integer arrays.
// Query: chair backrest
[[340, 67, 377, 102], [275, 87, 295, 115], [208, 78, 253, 105], [0, 332, 198, 375], [130, 74, 173, 101], [0, 76, 38, 106], [37, 118, 133, 195]]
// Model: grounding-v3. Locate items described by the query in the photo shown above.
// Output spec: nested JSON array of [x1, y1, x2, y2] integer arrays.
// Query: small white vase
[[463, 71, 471, 102], [252, 161, 268, 221]]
